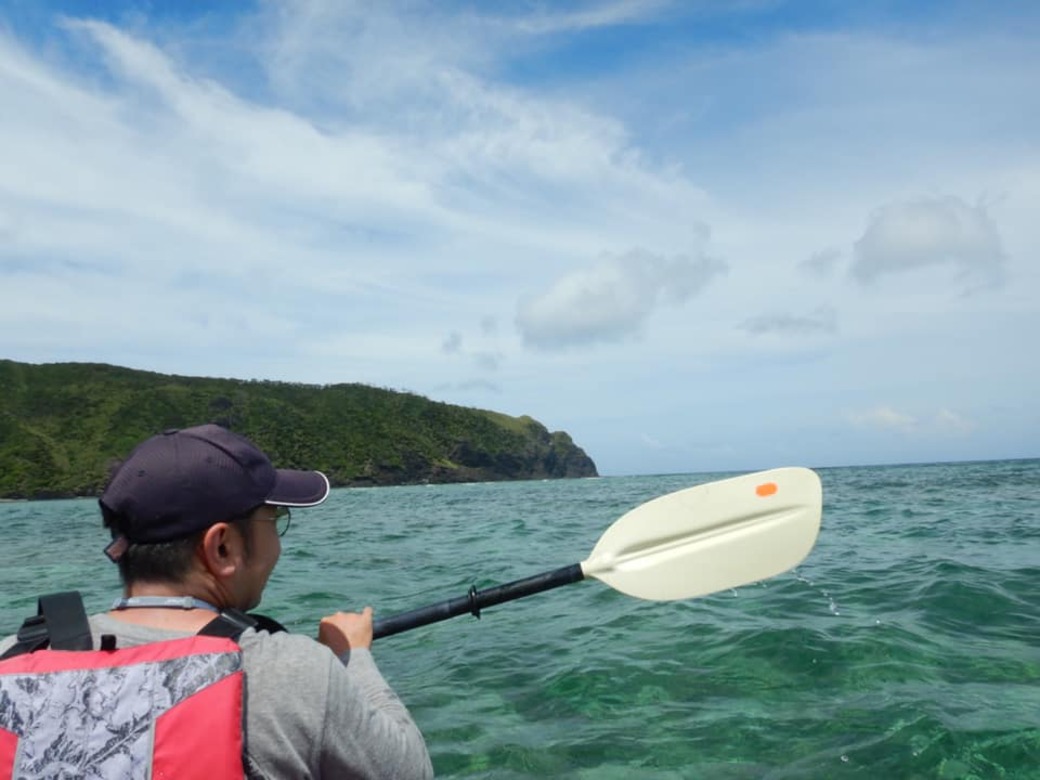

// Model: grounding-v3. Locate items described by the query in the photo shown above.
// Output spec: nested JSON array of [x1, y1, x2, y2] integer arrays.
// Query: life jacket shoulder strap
[[2, 593, 288, 661], [199, 610, 288, 638], [1, 591, 92, 660]]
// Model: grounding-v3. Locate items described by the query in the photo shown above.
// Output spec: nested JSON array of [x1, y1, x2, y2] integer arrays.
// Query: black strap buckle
[[1, 591, 93, 660], [467, 585, 481, 620]]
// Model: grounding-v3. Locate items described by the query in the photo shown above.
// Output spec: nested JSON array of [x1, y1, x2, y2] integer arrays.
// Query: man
[[0, 424, 433, 779]]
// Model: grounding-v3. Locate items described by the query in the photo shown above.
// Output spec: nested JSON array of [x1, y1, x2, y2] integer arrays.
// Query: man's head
[[100, 425, 329, 601]]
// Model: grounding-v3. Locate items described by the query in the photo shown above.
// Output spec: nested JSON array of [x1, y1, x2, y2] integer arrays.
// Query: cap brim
[[266, 469, 330, 507]]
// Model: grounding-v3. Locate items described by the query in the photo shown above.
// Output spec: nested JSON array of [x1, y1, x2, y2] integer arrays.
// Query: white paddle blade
[[580, 467, 822, 601]]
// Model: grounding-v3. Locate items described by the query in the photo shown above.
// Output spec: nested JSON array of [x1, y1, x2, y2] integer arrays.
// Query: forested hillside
[[0, 360, 597, 499]]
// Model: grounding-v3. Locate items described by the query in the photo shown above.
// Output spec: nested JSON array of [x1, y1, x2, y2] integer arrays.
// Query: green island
[[0, 359, 598, 500]]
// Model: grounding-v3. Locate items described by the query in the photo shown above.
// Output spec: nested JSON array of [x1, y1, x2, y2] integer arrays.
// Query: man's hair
[[103, 511, 256, 586]]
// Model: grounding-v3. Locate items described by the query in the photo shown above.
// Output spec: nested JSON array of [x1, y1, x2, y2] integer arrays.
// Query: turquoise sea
[[2, 459, 1038, 779]]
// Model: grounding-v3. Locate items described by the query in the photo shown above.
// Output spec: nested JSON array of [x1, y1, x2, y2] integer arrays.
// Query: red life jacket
[[0, 592, 272, 780]]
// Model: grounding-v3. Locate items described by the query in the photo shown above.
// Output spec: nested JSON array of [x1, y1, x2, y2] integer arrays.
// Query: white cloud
[[640, 433, 664, 449], [441, 331, 462, 354], [515, 249, 727, 349], [512, 0, 672, 34], [850, 196, 1006, 292], [935, 409, 976, 435], [738, 307, 837, 337], [433, 378, 501, 395], [849, 406, 918, 433], [799, 248, 842, 278], [848, 406, 979, 437], [0, 2, 1037, 473], [473, 351, 501, 372]]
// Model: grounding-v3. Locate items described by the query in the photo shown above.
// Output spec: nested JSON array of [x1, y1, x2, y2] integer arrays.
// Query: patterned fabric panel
[[0, 649, 241, 780]]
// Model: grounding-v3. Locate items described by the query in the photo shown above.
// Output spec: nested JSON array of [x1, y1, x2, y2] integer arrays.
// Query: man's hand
[[318, 607, 374, 656]]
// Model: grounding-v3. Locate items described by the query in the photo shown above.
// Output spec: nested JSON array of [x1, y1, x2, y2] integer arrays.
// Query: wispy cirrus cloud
[[0, 0, 1037, 473], [511, 0, 672, 34]]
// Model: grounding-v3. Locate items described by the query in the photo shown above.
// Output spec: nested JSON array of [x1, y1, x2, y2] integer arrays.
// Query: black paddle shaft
[[373, 563, 585, 640]]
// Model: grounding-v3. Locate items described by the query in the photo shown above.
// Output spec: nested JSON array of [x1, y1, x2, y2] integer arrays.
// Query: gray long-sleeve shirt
[[1, 614, 434, 779]]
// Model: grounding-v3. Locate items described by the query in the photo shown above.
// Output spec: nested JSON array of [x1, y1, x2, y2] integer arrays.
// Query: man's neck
[[107, 581, 226, 633]]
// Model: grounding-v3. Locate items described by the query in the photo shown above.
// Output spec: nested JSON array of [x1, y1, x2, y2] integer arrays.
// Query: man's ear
[[200, 522, 242, 576]]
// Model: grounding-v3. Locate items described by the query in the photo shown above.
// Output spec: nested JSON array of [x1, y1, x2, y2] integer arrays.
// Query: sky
[[1, 0, 1037, 476]]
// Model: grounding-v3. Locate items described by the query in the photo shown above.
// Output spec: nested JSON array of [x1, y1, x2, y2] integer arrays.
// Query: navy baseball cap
[[100, 424, 330, 544]]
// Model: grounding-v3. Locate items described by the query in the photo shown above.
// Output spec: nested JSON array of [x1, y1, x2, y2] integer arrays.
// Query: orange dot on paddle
[[756, 482, 778, 497]]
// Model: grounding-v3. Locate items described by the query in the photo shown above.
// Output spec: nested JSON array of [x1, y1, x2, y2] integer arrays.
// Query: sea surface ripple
[[1, 459, 1037, 778]]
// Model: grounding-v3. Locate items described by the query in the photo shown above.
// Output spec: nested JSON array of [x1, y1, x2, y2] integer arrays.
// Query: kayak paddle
[[373, 467, 822, 639]]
